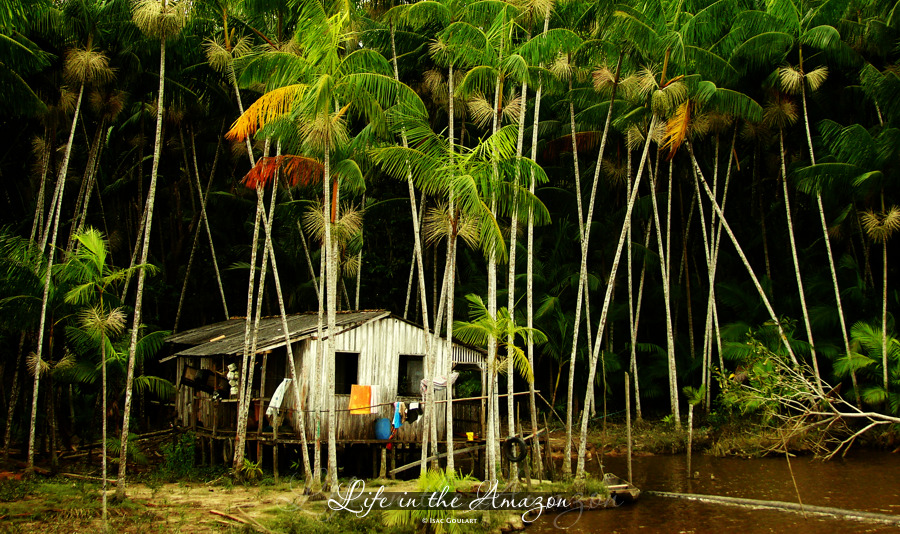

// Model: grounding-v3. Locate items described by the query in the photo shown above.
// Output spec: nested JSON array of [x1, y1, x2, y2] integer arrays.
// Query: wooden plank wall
[[174, 317, 484, 442]]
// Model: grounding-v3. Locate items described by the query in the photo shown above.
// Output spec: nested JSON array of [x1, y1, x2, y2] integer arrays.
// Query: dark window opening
[[398, 354, 424, 396], [335, 352, 359, 395]]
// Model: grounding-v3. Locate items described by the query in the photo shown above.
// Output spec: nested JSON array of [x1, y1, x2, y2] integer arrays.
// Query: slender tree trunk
[[174, 126, 226, 332], [101, 330, 108, 523], [702, 131, 735, 409], [565, 55, 622, 476], [3, 333, 26, 461], [882, 236, 889, 395], [527, 17, 548, 478], [505, 77, 528, 483], [30, 130, 51, 244], [487, 69, 502, 483], [388, 23, 434, 475], [117, 35, 166, 497], [28, 83, 85, 471], [68, 119, 106, 254], [648, 155, 679, 426], [576, 115, 657, 480], [779, 129, 821, 392], [445, 59, 459, 475], [233, 186, 264, 473], [800, 74, 857, 403], [325, 139, 340, 491], [313, 232, 325, 488], [686, 142, 798, 365], [631, 224, 652, 421], [259, 162, 313, 483], [686, 403, 693, 477], [355, 194, 364, 310]]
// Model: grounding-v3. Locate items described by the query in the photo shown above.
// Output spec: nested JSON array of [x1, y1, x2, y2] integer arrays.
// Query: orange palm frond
[[225, 84, 306, 141], [241, 155, 324, 189], [662, 100, 691, 160]]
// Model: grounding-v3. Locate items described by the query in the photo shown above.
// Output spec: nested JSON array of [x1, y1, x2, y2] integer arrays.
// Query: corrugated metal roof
[[166, 310, 389, 358]]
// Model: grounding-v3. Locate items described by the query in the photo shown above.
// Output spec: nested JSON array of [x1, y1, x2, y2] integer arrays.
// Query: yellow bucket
[[466, 432, 474, 441]]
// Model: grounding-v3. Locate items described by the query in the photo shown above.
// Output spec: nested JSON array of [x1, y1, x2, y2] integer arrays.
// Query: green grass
[[0, 478, 148, 526]]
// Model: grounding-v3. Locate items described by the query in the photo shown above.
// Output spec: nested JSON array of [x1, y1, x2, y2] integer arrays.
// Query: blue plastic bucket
[[374, 418, 391, 440]]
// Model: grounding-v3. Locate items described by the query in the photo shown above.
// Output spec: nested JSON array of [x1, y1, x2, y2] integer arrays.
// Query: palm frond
[[662, 100, 690, 159], [132, 0, 187, 40], [226, 84, 306, 141], [241, 155, 324, 189]]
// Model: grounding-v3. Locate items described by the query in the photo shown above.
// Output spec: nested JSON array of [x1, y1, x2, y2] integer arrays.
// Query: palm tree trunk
[[3, 333, 26, 461], [312, 232, 325, 488], [355, 195, 364, 310], [259, 163, 313, 483], [563, 76, 583, 478], [101, 330, 108, 523], [28, 82, 85, 471], [686, 141, 799, 366], [68, 119, 106, 254], [565, 54, 622, 475], [233, 182, 266, 472], [576, 115, 657, 480], [505, 77, 528, 483], [117, 34, 166, 496], [445, 58, 459, 475], [120, 200, 149, 300], [191, 126, 228, 316], [702, 132, 735, 409], [779, 129, 821, 393], [883, 238, 888, 395], [174, 126, 226, 332], [487, 74, 501, 483], [527, 20, 548, 477], [648, 155, 679, 427], [631, 224, 652, 421], [800, 78, 857, 403], [30, 131, 51, 244], [325, 140, 340, 491], [388, 23, 435, 474]]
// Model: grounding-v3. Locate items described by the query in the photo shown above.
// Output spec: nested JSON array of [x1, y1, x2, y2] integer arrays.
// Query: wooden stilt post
[[380, 447, 387, 478], [256, 354, 268, 462], [390, 446, 396, 480], [273, 413, 280, 481]]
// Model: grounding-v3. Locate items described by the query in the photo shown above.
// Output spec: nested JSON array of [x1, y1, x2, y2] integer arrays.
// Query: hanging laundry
[[419, 372, 459, 399], [266, 378, 292, 418], [406, 401, 421, 424], [349, 385, 372, 415], [393, 402, 402, 429], [398, 401, 407, 423]]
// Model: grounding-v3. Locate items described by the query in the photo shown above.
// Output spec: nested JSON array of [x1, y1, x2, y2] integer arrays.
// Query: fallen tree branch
[[649, 491, 900, 527], [209, 509, 248, 525]]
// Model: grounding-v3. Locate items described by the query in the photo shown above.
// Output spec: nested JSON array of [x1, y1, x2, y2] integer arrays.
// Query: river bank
[[1, 419, 898, 532]]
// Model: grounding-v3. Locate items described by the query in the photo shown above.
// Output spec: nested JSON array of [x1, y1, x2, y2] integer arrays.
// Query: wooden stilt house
[[163, 310, 486, 454]]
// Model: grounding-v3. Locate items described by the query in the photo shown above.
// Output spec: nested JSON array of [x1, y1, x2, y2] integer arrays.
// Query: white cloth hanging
[[420, 372, 459, 399], [266, 378, 292, 417]]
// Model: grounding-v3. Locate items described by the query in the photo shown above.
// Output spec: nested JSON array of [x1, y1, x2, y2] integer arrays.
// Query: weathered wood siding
[[174, 316, 484, 442]]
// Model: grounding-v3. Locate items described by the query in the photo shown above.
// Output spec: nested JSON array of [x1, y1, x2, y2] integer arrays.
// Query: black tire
[[503, 437, 527, 463]]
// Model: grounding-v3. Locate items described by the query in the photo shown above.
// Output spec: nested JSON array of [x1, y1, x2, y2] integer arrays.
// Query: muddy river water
[[528, 452, 900, 533]]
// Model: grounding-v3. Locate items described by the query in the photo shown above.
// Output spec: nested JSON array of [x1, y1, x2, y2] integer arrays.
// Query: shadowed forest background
[[1, 0, 900, 492]]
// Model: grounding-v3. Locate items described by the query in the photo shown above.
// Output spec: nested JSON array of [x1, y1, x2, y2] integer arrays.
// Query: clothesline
[[201, 390, 539, 414]]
